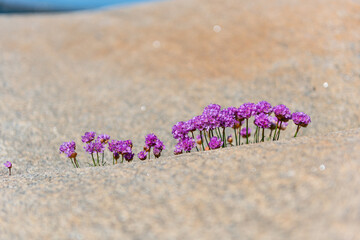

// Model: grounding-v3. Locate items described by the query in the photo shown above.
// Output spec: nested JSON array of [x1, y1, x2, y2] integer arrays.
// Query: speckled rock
[[1, 129, 360, 239], [0, 0, 359, 239]]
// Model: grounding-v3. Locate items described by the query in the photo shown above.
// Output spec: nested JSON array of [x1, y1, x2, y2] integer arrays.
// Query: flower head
[[108, 140, 120, 153], [254, 113, 271, 129], [218, 108, 237, 128], [255, 101, 273, 115], [172, 121, 189, 140], [202, 104, 221, 118], [145, 133, 158, 147], [292, 112, 311, 127], [97, 134, 110, 144], [81, 132, 96, 143], [138, 151, 148, 160], [174, 136, 195, 154], [273, 104, 292, 122], [59, 141, 77, 158], [124, 140, 133, 148], [174, 144, 183, 155], [238, 103, 256, 120], [84, 140, 105, 154], [240, 127, 251, 138], [124, 152, 134, 162], [153, 139, 165, 157], [208, 137, 222, 149], [4, 161, 12, 168]]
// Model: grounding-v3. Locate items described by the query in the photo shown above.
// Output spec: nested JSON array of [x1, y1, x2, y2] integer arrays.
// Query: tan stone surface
[[0, 0, 359, 239], [1, 129, 360, 239]]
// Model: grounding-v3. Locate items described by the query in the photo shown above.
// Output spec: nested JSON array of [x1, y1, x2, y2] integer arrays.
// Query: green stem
[[277, 121, 283, 140], [102, 152, 105, 166], [113, 155, 115, 165], [91, 154, 96, 166], [246, 119, 249, 144], [191, 131, 199, 152], [204, 131, 209, 147], [75, 157, 80, 168], [273, 123, 278, 141], [254, 126, 258, 143], [216, 128, 221, 140], [96, 152, 100, 166], [261, 128, 265, 142], [200, 131, 205, 151], [70, 158, 76, 168], [268, 129, 273, 141], [234, 128, 238, 146], [222, 128, 226, 147], [294, 125, 301, 138]]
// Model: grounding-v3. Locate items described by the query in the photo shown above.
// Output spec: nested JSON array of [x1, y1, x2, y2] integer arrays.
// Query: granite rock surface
[[0, 0, 359, 239]]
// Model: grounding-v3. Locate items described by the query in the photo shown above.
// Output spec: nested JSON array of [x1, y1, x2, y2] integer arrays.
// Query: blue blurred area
[[0, 0, 157, 13]]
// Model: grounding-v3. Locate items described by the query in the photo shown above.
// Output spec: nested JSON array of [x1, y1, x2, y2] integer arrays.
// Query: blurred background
[[0, 0, 156, 13]]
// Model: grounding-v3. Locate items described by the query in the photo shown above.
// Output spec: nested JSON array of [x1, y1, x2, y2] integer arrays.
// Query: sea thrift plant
[[171, 101, 311, 155], [4, 161, 12, 176], [140, 134, 165, 159], [59, 141, 79, 168], [292, 112, 311, 137], [81, 131, 96, 143], [208, 136, 222, 150]]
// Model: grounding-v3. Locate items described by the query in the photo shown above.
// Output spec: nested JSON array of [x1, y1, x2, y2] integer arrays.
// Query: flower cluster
[[59, 141, 79, 168], [4, 161, 12, 176], [60, 132, 138, 168], [171, 101, 311, 155], [138, 134, 165, 160]]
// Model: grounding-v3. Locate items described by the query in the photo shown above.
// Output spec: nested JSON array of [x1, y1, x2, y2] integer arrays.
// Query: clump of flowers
[[292, 112, 311, 137], [139, 134, 165, 160], [171, 101, 311, 155], [60, 132, 137, 168], [4, 161, 12, 176], [59, 141, 79, 168]]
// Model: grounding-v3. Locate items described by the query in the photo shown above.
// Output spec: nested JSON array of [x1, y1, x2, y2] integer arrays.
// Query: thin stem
[[91, 154, 96, 166], [113, 155, 115, 165], [200, 131, 205, 151], [222, 127, 226, 147], [246, 119, 249, 144], [277, 121, 283, 140], [268, 129, 273, 141], [216, 128, 222, 140], [75, 157, 80, 168], [254, 127, 258, 143], [294, 125, 301, 138], [204, 131, 209, 147], [148, 148, 151, 160], [9, 168, 11, 176], [102, 152, 105, 166], [261, 128, 265, 142], [234, 128, 238, 146], [191, 131, 199, 152], [257, 127, 261, 143], [272, 123, 278, 141], [70, 158, 76, 168], [96, 152, 100, 166]]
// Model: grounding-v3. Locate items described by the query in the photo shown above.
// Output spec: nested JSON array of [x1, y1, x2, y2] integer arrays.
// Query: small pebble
[[140, 106, 146, 111], [153, 40, 161, 48], [323, 82, 329, 88], [319, 164, 326, 171], [213, 25, 222, 33]]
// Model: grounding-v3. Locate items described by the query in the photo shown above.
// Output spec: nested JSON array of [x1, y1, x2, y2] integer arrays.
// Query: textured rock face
[[0, 0, 359, 239]]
